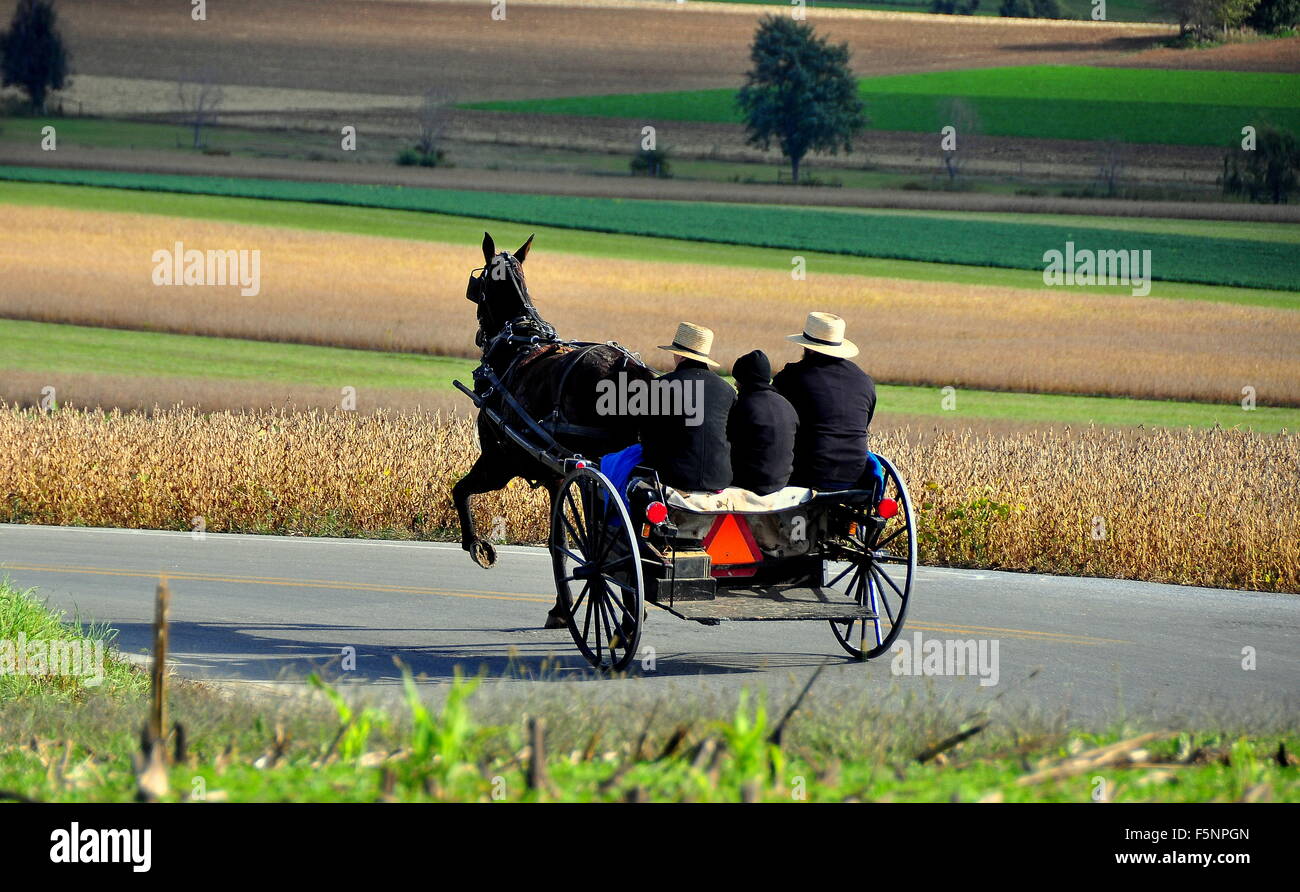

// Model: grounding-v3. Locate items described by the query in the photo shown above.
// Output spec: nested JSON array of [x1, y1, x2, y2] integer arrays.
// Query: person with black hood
[[727, 350, 798, 496], [773, 312, 876, 492]]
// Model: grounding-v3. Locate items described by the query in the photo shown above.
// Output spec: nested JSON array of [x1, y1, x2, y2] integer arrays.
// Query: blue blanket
[[599, 443, 644, 506]]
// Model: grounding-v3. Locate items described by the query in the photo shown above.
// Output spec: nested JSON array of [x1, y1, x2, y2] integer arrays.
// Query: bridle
[[466, 252, 556, 349]]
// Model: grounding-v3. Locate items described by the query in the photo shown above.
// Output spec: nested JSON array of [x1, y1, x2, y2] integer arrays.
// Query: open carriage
[[456, 358, 916, 672]]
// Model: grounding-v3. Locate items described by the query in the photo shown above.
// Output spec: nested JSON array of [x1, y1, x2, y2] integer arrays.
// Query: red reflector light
[[878, 498, 899, 519], [575, 460, 587, 469], [646, 501, 668, 525]]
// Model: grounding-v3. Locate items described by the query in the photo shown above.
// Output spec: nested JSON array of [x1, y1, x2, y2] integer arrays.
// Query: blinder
[[465, 266, 486, 303]]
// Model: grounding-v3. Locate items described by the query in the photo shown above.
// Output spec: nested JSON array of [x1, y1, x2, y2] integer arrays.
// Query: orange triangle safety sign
[[703, 513, 761, 566]]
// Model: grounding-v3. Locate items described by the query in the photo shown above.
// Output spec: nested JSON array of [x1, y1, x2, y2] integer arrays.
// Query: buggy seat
[[664, 486, 812, 515]]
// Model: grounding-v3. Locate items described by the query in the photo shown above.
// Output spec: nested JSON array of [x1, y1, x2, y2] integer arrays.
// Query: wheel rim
[[828, 456, 916, 660], [550, 467, 644, 672]]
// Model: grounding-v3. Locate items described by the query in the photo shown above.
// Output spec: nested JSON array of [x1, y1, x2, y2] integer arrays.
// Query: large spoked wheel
[[550, 465, 645, 672], [828, 455, 917, 661]]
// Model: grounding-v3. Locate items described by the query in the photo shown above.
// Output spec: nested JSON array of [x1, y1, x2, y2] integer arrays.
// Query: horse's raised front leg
[[451, 454, 516, 569]]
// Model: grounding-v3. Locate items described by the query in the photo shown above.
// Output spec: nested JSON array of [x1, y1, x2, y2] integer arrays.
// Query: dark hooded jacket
[[773, 350, 876, 491], [639, 359, 736, 492], [727, 350, 798, 496]]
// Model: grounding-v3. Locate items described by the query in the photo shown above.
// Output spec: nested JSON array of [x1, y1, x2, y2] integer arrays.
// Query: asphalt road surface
[[2, 524, 1297, 725]]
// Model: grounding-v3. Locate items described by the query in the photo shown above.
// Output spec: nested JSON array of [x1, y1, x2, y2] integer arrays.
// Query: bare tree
[[177, 70, 223, 150], [1096, 139, 1126, 198], [414, 89, 451, 161], [939, 97, 981, 187]]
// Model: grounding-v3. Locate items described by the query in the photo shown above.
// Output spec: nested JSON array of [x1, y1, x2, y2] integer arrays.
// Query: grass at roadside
[[6, 319, 1299, 430], [3, 169, 1296, 292], [1, 660, 1295, 802], [0, 580, 143, 700]]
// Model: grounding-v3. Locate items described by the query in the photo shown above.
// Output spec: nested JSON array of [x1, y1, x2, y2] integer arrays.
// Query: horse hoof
[[469, 540, 497, 568], [543, 607, 568, 630]]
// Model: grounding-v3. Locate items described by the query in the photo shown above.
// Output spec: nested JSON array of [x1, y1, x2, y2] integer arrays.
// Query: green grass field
[[4, 169, 1297, 292], [1, 318, 465, 392], [463, 66, 1300, 148], [6, 319, 1296, 430]]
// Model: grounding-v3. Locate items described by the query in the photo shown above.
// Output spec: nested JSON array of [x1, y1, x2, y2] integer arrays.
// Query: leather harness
[[466, 259, 644, 458]]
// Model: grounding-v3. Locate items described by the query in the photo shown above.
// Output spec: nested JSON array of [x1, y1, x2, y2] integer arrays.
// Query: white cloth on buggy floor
[[664, 485, 814, 515]]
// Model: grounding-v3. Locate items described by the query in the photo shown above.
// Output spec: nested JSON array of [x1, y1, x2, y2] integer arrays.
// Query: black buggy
[[455, 353, 916, 673]]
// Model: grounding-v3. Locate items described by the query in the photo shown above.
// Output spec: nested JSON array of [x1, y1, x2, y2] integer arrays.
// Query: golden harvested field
[[2, 406, 1295, 593], [3, 205, 1299, 406]]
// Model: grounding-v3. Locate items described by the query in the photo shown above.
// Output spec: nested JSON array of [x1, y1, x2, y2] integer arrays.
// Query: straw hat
[[658, 322, 720, 367], [786, 312, 858, 358]]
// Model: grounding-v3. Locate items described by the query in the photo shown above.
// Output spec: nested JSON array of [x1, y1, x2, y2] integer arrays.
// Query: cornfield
[[2, 405, 1296, 593]]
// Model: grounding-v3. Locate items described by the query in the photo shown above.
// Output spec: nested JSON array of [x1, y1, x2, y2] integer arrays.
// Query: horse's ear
[[482, 232, 495, 265], [515, 234, 534, 264]]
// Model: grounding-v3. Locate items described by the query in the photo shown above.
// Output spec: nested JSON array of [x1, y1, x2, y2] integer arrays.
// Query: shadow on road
[[107, 619, 854, 686]]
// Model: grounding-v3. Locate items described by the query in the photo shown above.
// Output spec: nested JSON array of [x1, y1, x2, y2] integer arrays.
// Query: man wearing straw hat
[[639, 322, 736, 492], [773, 312, 877, 492]]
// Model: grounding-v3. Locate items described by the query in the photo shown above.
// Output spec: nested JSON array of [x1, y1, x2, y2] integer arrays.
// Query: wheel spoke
[[595, 589, 618, 662], [555, 544, 585, 566], [561, 513, 586, 554], [871, 563, 906, 600], [843, 563, 865, 605], [586, 489, 610, 565], [570, 578, 591, 616], [869, 568, 900, 624], [601, 574, 637, 595], [603, 590, 637, 621], [827, 561, 855, 587], [877, 525, 908, 550], [866, 577, 885, 646], [580, 580, 595, 641], [564, 489, 589, 551]]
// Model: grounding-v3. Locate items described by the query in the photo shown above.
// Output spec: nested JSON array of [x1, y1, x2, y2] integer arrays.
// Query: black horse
[[452, 233, 654, 627]]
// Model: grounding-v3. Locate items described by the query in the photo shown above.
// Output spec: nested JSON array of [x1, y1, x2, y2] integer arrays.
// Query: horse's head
[[466, 231, 539, 347]]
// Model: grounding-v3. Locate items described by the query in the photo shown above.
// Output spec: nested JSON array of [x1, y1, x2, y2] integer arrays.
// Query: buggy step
[[657, 585, 876, 624]]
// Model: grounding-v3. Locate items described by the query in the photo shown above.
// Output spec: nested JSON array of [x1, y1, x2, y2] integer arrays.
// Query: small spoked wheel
[[550, 465, 645, 672], [828, 455, 917, 660]]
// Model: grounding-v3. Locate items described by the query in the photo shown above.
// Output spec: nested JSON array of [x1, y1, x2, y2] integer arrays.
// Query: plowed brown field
[[13, 0, 1182, 106]]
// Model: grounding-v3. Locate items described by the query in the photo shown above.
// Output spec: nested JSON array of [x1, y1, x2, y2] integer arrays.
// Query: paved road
[[2, 524, 1297, 725]]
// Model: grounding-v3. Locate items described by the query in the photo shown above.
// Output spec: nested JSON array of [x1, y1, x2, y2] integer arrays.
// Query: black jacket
[[727, 350, 798, 496], [639, 359, 736, 492], [772, 351, 876, 491]]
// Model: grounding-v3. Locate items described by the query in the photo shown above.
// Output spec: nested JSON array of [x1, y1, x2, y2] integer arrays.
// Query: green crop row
[[2, 165, 1296, 290], [462, 66, 1300, 148]]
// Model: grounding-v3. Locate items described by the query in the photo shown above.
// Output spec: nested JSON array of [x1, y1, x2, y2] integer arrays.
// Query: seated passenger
[[639, 322, 736, 492], [727, 350, 798, 496], [773, 312, 876, 492]]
